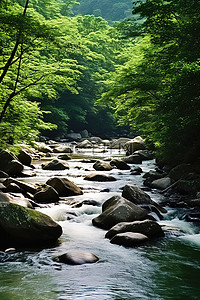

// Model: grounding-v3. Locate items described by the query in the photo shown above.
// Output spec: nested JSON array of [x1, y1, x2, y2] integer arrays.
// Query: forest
[[0, 0, 200, 166]]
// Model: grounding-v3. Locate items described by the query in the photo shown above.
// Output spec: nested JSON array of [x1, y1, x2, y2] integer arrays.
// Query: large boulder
[[46, 177, 83, 196], [122, 184, 167, 214], [0, 202, 62, 246], [55, 250, 99, 265], [0, 149, 23, 176], [110, 159, 130, 170], [17, 150, 32, 166], [34, 185, 59, 203], [93, 160, 113, 171], [92, 195, 148, 230], [124, 136, 146, 155], [122, 184, 152, 205], [42, 159, 69, 170], [84, 173, 116, 182], [105, 219, 164, 240], [110, 232, 149, 247]]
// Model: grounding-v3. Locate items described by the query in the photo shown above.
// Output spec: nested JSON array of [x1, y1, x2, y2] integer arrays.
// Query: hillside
[[73, 0, 133, 22]]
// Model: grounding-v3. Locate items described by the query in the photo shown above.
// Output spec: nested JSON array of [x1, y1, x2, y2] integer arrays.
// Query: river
[[0, 146, 200, 300]]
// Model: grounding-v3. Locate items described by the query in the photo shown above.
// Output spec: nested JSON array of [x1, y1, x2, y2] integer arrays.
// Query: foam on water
[[179, 233, 200, 248], [160, 217, 197, 235]]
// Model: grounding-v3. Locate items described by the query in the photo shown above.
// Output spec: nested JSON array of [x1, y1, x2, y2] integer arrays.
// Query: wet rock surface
[[0, 202, 62, 247], [92, 195, 148, 230], [55, 250, 99, 265]]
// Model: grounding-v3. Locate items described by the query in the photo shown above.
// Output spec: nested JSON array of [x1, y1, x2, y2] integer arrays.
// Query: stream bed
[[0, 147, 200, 300]]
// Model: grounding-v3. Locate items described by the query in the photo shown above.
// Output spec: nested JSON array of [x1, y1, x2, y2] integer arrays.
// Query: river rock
[[46, 177, 83, 196], [105, 219, 164, 240], [77, 140, 93, 148], [58, 154, 71, 160], [0, 149, 23, 176], [88, 136, 102, 144], [0, 191, 33, 208], [92, 195, 148, 230], [53, 145, 73, 154], [110, 232, 149, 247], [110, 138, 130, 149], [80, 129, 89, 138], [93, 160, 112, 171], [134, 150, 154, 160], [122, 184, 167, 213], [34, 185, 59, 203], [168, 164, 195, 181], [66, 132, 82, 141], [188, 198, 200, 207], [184, 213, 200, 222], [42, 159, 69, 170], [143, 170, 165, 181], [35, 142, 53, 153], [110, 159, 130, 170], [3, 178, 37, 195], [122, 184, 152, 205], [3, 183, 22, 193], [84, 173, 116, 182], [151, 177, 171, 190], [175, 178, 200, 195], [123, 154, 142, 164], [17, 150, 32, 166], [56, 250, 99, 265], [102, 139, 110, 146], [124, 136, 146, 155], [131, 166, 143, 175], [0, 202, 62, 246]]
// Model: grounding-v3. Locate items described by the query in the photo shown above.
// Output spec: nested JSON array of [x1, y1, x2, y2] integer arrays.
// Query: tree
[[0, 0, 82, 147], [98, 0, 200, 164]]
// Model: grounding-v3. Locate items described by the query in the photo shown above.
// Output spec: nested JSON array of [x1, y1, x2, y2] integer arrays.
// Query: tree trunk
[[0, 0, 29, 85]]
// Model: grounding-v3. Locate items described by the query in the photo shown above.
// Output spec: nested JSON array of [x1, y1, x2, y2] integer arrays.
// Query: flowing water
[[0, 147, 200, 300]]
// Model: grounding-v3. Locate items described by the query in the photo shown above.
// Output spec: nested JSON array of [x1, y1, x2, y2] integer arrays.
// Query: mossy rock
[[0, 203, 62, 247], [176, 178, 200, 195]]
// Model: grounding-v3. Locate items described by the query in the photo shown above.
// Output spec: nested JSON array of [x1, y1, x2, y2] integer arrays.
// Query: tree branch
[[0, 72, 53, 123], [0, 0, 29, 84]]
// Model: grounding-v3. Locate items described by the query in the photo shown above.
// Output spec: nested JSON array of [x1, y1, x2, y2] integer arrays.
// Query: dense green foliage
[[0, 0, 127, 148], [0, 0, 83, 147], [73, 0, 133, 23], [1, 0, 199, 166], [99, 0, 200, 165]]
